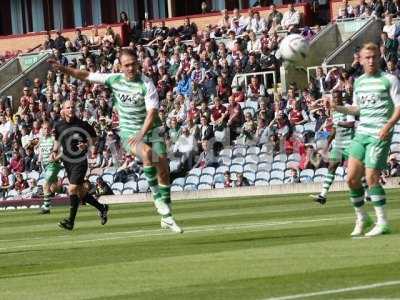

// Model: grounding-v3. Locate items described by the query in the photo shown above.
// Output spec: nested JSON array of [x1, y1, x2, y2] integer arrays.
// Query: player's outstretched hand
[[128, 133, 144, 150]]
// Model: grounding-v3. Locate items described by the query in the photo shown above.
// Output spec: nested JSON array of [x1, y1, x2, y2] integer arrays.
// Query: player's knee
[[347, 177, 360, 189], [366, 173, 380, 187], [69, 185, 78, 195], [142, 147, 153, 164]]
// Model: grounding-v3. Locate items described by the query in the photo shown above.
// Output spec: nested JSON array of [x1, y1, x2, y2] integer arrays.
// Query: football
[[279, 34, 310, 64]]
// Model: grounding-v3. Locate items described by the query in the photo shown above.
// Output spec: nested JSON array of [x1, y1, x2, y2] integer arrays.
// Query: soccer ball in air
[[278, 34, 309, 64]]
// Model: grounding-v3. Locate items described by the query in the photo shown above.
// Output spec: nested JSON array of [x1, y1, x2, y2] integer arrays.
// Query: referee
[[52, 100, 108, 230]]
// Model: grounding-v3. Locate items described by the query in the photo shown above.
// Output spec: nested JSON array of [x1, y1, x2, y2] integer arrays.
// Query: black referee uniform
[[55, 117, 108, 230]]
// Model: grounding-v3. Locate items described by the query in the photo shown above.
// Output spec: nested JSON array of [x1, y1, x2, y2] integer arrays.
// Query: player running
[[331, 43, 400, 237], [49, 49, 183, 233], [311, 91, 369, 204], [38, 121, 62, 214]]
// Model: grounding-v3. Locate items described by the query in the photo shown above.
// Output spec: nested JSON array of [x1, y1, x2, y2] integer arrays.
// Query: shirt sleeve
[[87, 73, 115, 85], [144, 77, 159, 111], [389, 75, 400, 107]]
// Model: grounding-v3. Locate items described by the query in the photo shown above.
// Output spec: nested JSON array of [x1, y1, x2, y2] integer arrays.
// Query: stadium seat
[[257, 162, 271, 171], [214, 182, 225, 188], [214, 174, 224, 183], [245, 154, 259, 164], [111, 182, 124, 191], [270, 170, 284, 180], [188, 168, 202, 176], [218, 156, 232, 166], [102, 174, 114, 185], [232, 157, 246, 165], [199, 174, 214, 184], [124, 181, 138, 191], [122, 188, 134, 195], [233, 147, 247, 157], [256, 171, 270, 181], [254, 179, 268, 186], [294, 125, 304, 133], [313, 175, 325, 183], [219, 149, 232, 158], [304, 122, 316, 132], [259, 153, 273, 163], [215, 129, 227, 143], [113, 189, 122, 195], [137, 180, 149, 192], [247, 146, 260, 155], [172, 177, 185, 186], [271, 161, 286, 171], [287, 153, 301, 162], [390, 142, 400, 153], [300, 176, 313, 183], [184, 184, 197, 191], [300, 169, 314, 178], [273, 153, 288, 162], [392, 133, 400, 143], [198, 183, 212, 190], [245, 100, 259, 112], [244, 163, 257, 173], [202, 167, 216, 176], [171, 185, 184, 192], [103, 167, 117, 175], [315, 168, 328, 177], [229, 164, 244, 174], [186, 175, 200, 185], [269, 179, 283, 185], [243, 171, 255, 183], [284, 169, 293, 178], [215, 165, 229, 175]]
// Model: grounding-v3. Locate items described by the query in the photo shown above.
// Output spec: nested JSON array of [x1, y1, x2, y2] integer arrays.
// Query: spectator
[[244, 53, 261, 73], [24, 147, 37, 172], [216, 75, 231, 102], [114, 155, 136, 183], [267, 4, 283, 27], [247, 76, 266, 101], [281, 4, 301, 29], [14, 173, 28, 194], [173, 126, 197, 169], [287, 169, 301, 183], [211, 97, 227, 131], [89, 26, 102, 49], [240, 112, 257, 144], [178, 18, 197, 40], [0, 167, 13, 200], [54, 31, 67, 53], [218, 9, 231, 32], [10, 151, 25, 173], [103, 26, 116, 45], [235, 173, 250, 187], [73, 28, 88, 50], [43, 32, 55, 50], [250, 11, 267, 34], [95, 177, 114, 197], [195, 139, 218, 169], [354, 0, 368, 16], [224, 171, 233, 187], [247, 32, 262, 54]]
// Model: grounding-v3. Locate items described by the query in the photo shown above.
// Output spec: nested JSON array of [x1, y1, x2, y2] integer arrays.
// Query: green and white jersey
[[39, 134, 55, 166], [331, 107, 355, 149], [88, 72, 160, 140], [353, 71, 400, 139]]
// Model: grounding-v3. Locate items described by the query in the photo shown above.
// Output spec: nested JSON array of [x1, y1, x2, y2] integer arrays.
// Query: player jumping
[[49, 49, 183, 233]]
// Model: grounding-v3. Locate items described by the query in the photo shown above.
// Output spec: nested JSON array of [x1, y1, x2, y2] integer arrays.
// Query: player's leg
[[78, 183, 109, 225], [154, 154, 183, 233], [39, 163, 61, 214], [313, 161, 339, 205], [361, 177, 371, 201], [364, 139, 391, 236], [347, 136, 373, 236], [58, 183, 80, 230]]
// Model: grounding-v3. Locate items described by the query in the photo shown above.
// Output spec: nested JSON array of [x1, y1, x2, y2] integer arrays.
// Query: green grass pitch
[[1, 190, 400, 300]]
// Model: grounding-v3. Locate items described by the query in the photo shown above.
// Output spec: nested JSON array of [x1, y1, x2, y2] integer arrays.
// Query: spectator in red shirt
[[211, 97, 226, 131], [232, 86, 245, 103], [246, 76, 265, 101], [223, 96, 244, 142], [224, 171, 233, 187], [14, 173, 28, 193], [187, 101, 199, 123], [9, 151, 25, 173], [216, 76, 231, 102], [289, 101, 309, 126]]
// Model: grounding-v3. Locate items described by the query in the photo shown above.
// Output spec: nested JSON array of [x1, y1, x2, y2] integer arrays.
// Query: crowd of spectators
[[1, 4, 400, 199], [337, 0, 400, 19]]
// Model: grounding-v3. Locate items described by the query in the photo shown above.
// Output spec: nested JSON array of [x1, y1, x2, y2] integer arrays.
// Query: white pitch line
[[263, 280, 400, 300], [0, 216, 353, 252]]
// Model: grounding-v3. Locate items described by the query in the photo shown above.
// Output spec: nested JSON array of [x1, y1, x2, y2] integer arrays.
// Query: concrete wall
[[99, 178, 400, 205], [326, 18, 383, 66], [0, 58, 22, 88], [0, 53, 51, 111]]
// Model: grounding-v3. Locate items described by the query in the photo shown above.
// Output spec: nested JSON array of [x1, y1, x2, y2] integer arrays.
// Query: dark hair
[[120, 48, 137, 60]]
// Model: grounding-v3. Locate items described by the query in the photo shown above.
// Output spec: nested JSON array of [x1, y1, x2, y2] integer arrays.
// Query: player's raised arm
[[48, 58, 113, 84]]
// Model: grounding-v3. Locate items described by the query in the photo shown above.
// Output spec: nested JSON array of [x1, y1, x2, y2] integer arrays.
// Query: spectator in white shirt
[[383, 14, 396, 39], [0, 115, 14, 143], [281, 4, 301, 29], [249, 11, 267, 34], [173, 126, 197, 167], [247, 31, 262, 53]]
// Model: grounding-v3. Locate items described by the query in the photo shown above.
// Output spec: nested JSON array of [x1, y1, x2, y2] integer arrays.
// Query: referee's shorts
[[63, 160, 88, 185]]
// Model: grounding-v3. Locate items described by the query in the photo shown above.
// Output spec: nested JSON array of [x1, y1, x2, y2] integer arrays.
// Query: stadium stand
[[1, 1, 400, 203]]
